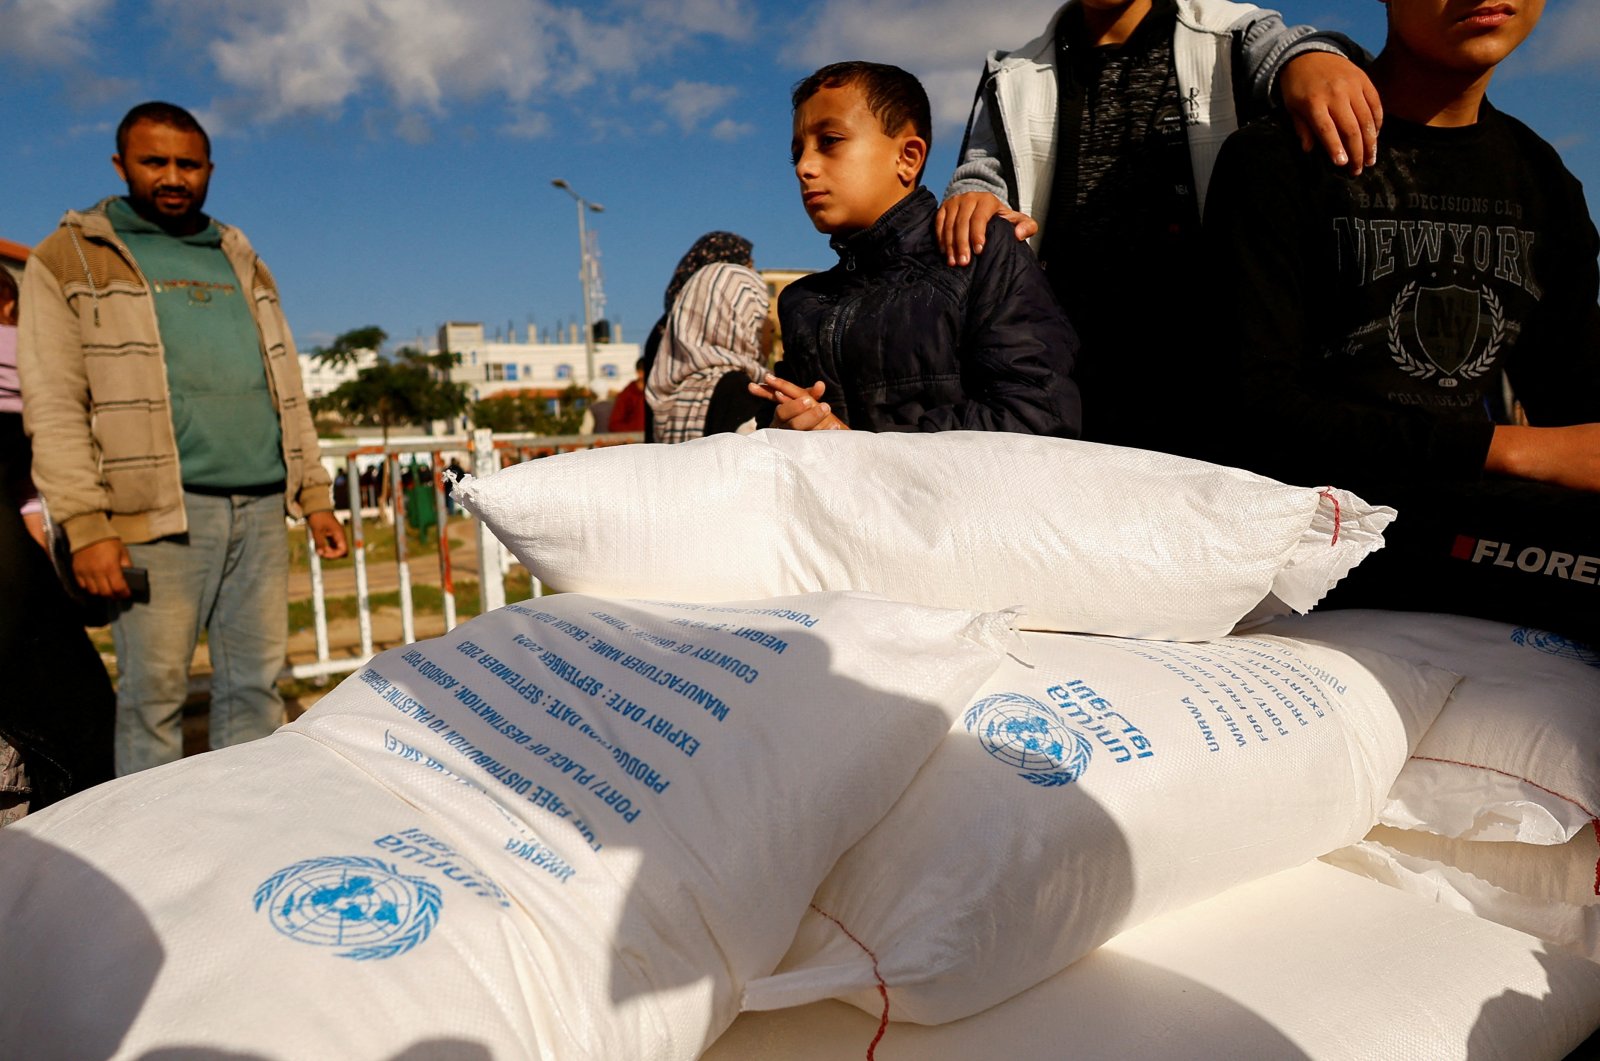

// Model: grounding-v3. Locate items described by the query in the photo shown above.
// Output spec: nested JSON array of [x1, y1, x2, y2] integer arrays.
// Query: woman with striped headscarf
[[645, 231, 771, 444]]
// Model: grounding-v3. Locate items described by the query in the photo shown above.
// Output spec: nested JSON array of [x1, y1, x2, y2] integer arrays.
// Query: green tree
[[468, 391, 537, 433], [312, 328, 469, 443], [470, 384, 591, 436], [311, 325, 387, 370]]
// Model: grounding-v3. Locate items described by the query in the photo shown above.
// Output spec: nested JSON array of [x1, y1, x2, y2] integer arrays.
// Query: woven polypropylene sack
[[0, 592, 1010, 1060], [710, 863, 1600, 1061], [742, 630, 1456, 1024], [454, 431, 1394, 641], [1259, 610, 1600, 844], [1324, 823, 1600, 960]]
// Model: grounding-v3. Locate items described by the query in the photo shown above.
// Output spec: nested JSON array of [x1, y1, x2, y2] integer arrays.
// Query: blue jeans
[[112, 491, 289, 775]]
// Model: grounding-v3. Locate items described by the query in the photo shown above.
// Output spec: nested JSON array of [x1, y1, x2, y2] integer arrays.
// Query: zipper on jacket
[[816, 289, 863, 424], [65, 225, 103, 327]]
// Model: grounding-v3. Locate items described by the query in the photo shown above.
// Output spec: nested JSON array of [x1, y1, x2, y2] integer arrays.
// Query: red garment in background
[[609, 379, 646, 432]]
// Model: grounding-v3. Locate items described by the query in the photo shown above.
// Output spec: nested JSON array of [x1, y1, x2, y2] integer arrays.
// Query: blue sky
[[4, 0, 1596, 354]]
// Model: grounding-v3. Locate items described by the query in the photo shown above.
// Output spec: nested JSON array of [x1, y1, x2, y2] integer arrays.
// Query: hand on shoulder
[[935, 192, 1038, 267], [1278, 51, 1383, 175]]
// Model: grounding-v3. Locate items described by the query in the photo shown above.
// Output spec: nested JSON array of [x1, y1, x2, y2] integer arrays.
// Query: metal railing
[[286, 429, 642, 683]]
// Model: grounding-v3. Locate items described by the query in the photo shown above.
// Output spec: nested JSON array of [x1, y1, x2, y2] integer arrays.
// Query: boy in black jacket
[[1206, 0, 1600, 646], [751, 62, 1081, 436]]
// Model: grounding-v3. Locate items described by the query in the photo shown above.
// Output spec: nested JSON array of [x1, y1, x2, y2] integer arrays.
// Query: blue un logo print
[[1510, 627, 1600, 669], [964, 692, 1094, 788], [254, 856, 442, 960]]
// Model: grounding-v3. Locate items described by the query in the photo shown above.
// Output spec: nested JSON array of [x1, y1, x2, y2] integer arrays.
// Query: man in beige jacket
[[19, 101, 346, 775]]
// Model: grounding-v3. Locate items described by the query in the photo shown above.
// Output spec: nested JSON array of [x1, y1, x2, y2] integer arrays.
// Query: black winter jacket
[[775, 188, 1082, 435]]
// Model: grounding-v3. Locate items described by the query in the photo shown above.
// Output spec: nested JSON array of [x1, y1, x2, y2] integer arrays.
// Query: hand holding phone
[[122, 565, 150, 604]]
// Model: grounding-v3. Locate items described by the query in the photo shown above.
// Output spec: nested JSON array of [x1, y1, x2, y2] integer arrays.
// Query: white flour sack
[[0, 592, 1011, 1061], [1258, 610, 1600, 844], [1324, 824, 1600, 960], [742, 630, 1457, 1025], [454, 430, 1395, 640]]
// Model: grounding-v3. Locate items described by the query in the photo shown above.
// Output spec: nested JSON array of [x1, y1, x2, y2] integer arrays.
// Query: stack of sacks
[[709, 862, 1600, 1061], [0, 591, 1011, 1059], [741, 629, 1457, 1022], [458, 431, 1454, 1025], [453, 430, 1396, 640], [1261, 611, 1600, 960]]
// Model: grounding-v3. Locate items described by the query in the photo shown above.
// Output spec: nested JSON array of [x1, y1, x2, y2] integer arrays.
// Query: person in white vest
[[935, 0, 1378, 456]]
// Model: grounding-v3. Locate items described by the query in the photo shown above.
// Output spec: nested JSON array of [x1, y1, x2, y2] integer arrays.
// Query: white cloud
[[785, 0, 1047, 130], [502, 109, 553, 140], [635, 80, 741, 130], [196, 0, 556, 118], [919, 68, 985, 133], [1532, 3, 1600, 74], [0, 0, 113, 63], [709, 117, 754, 141], [393, 111, 434, 144], [118, 0, 763, 140], [631, 0, 756, 40]]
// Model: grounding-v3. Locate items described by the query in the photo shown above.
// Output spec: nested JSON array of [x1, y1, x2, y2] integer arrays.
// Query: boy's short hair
[[792, 61, 933, 157], [116, 101, 211, 158], [0, 268, 17, 307]]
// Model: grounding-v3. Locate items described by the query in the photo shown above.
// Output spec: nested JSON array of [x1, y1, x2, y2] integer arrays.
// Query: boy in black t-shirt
[[1206, 0, 1600, 646]]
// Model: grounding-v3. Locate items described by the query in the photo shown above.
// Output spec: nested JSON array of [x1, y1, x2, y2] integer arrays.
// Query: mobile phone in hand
[[122, 565, 151, 604]]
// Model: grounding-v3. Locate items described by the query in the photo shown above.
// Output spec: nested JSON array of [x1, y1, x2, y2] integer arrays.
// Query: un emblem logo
[[1510, 628, 1600, 669], [254, 856, 442, 961], [964, 692, 1093, 788]]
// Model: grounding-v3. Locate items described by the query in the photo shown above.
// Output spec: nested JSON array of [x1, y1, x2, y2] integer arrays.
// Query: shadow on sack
[[0, 829, 163, 1060]]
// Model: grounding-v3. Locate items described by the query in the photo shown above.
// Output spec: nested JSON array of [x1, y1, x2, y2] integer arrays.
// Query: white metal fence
[[286, 429, 642, 683]]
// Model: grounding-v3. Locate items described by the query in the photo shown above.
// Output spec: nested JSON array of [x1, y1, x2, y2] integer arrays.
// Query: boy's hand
[[936, 192, 1038, 266], [1487, 423, 1600, 492], [749, 374, 849, 431], [1279, 51, 1383, 175]]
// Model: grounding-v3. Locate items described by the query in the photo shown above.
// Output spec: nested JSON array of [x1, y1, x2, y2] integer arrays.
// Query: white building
[[297, 346, 380, 400], [434, 321, 639, 404]]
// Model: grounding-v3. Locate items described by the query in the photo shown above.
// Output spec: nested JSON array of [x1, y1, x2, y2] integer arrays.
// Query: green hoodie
[[107, 197, 286, 490]]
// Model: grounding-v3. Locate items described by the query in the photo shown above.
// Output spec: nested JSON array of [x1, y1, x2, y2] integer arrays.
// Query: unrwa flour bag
[[0, 735, 565, 1060], [1258, 611, 1600, 844], [454, 430, 1394, 640], [742, 630, 1457, 1024], [0, 591, 1011, 1060]]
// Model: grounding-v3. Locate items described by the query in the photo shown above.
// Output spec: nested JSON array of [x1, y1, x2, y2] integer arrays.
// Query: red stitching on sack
[[1592, 819, 1599, 898], [1410, 758, 1600, 892], [1318, 489, 1342, 546], [1408, 755, 1598, 819], [809, 902, 891, 1060]]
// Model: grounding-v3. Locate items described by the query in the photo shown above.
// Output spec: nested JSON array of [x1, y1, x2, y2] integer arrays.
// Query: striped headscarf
[[647, 261, 769, 443], [663, 231, 754, 312]]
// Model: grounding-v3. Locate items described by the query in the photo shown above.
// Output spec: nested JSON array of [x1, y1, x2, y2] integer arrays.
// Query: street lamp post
[[551, 178, 604, 388]]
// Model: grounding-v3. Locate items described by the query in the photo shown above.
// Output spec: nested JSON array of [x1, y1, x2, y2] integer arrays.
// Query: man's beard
[[133, 184, 207, 232]]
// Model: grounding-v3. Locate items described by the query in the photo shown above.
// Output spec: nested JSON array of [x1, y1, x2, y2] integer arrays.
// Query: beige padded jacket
[[17, 197, 332, 551]]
